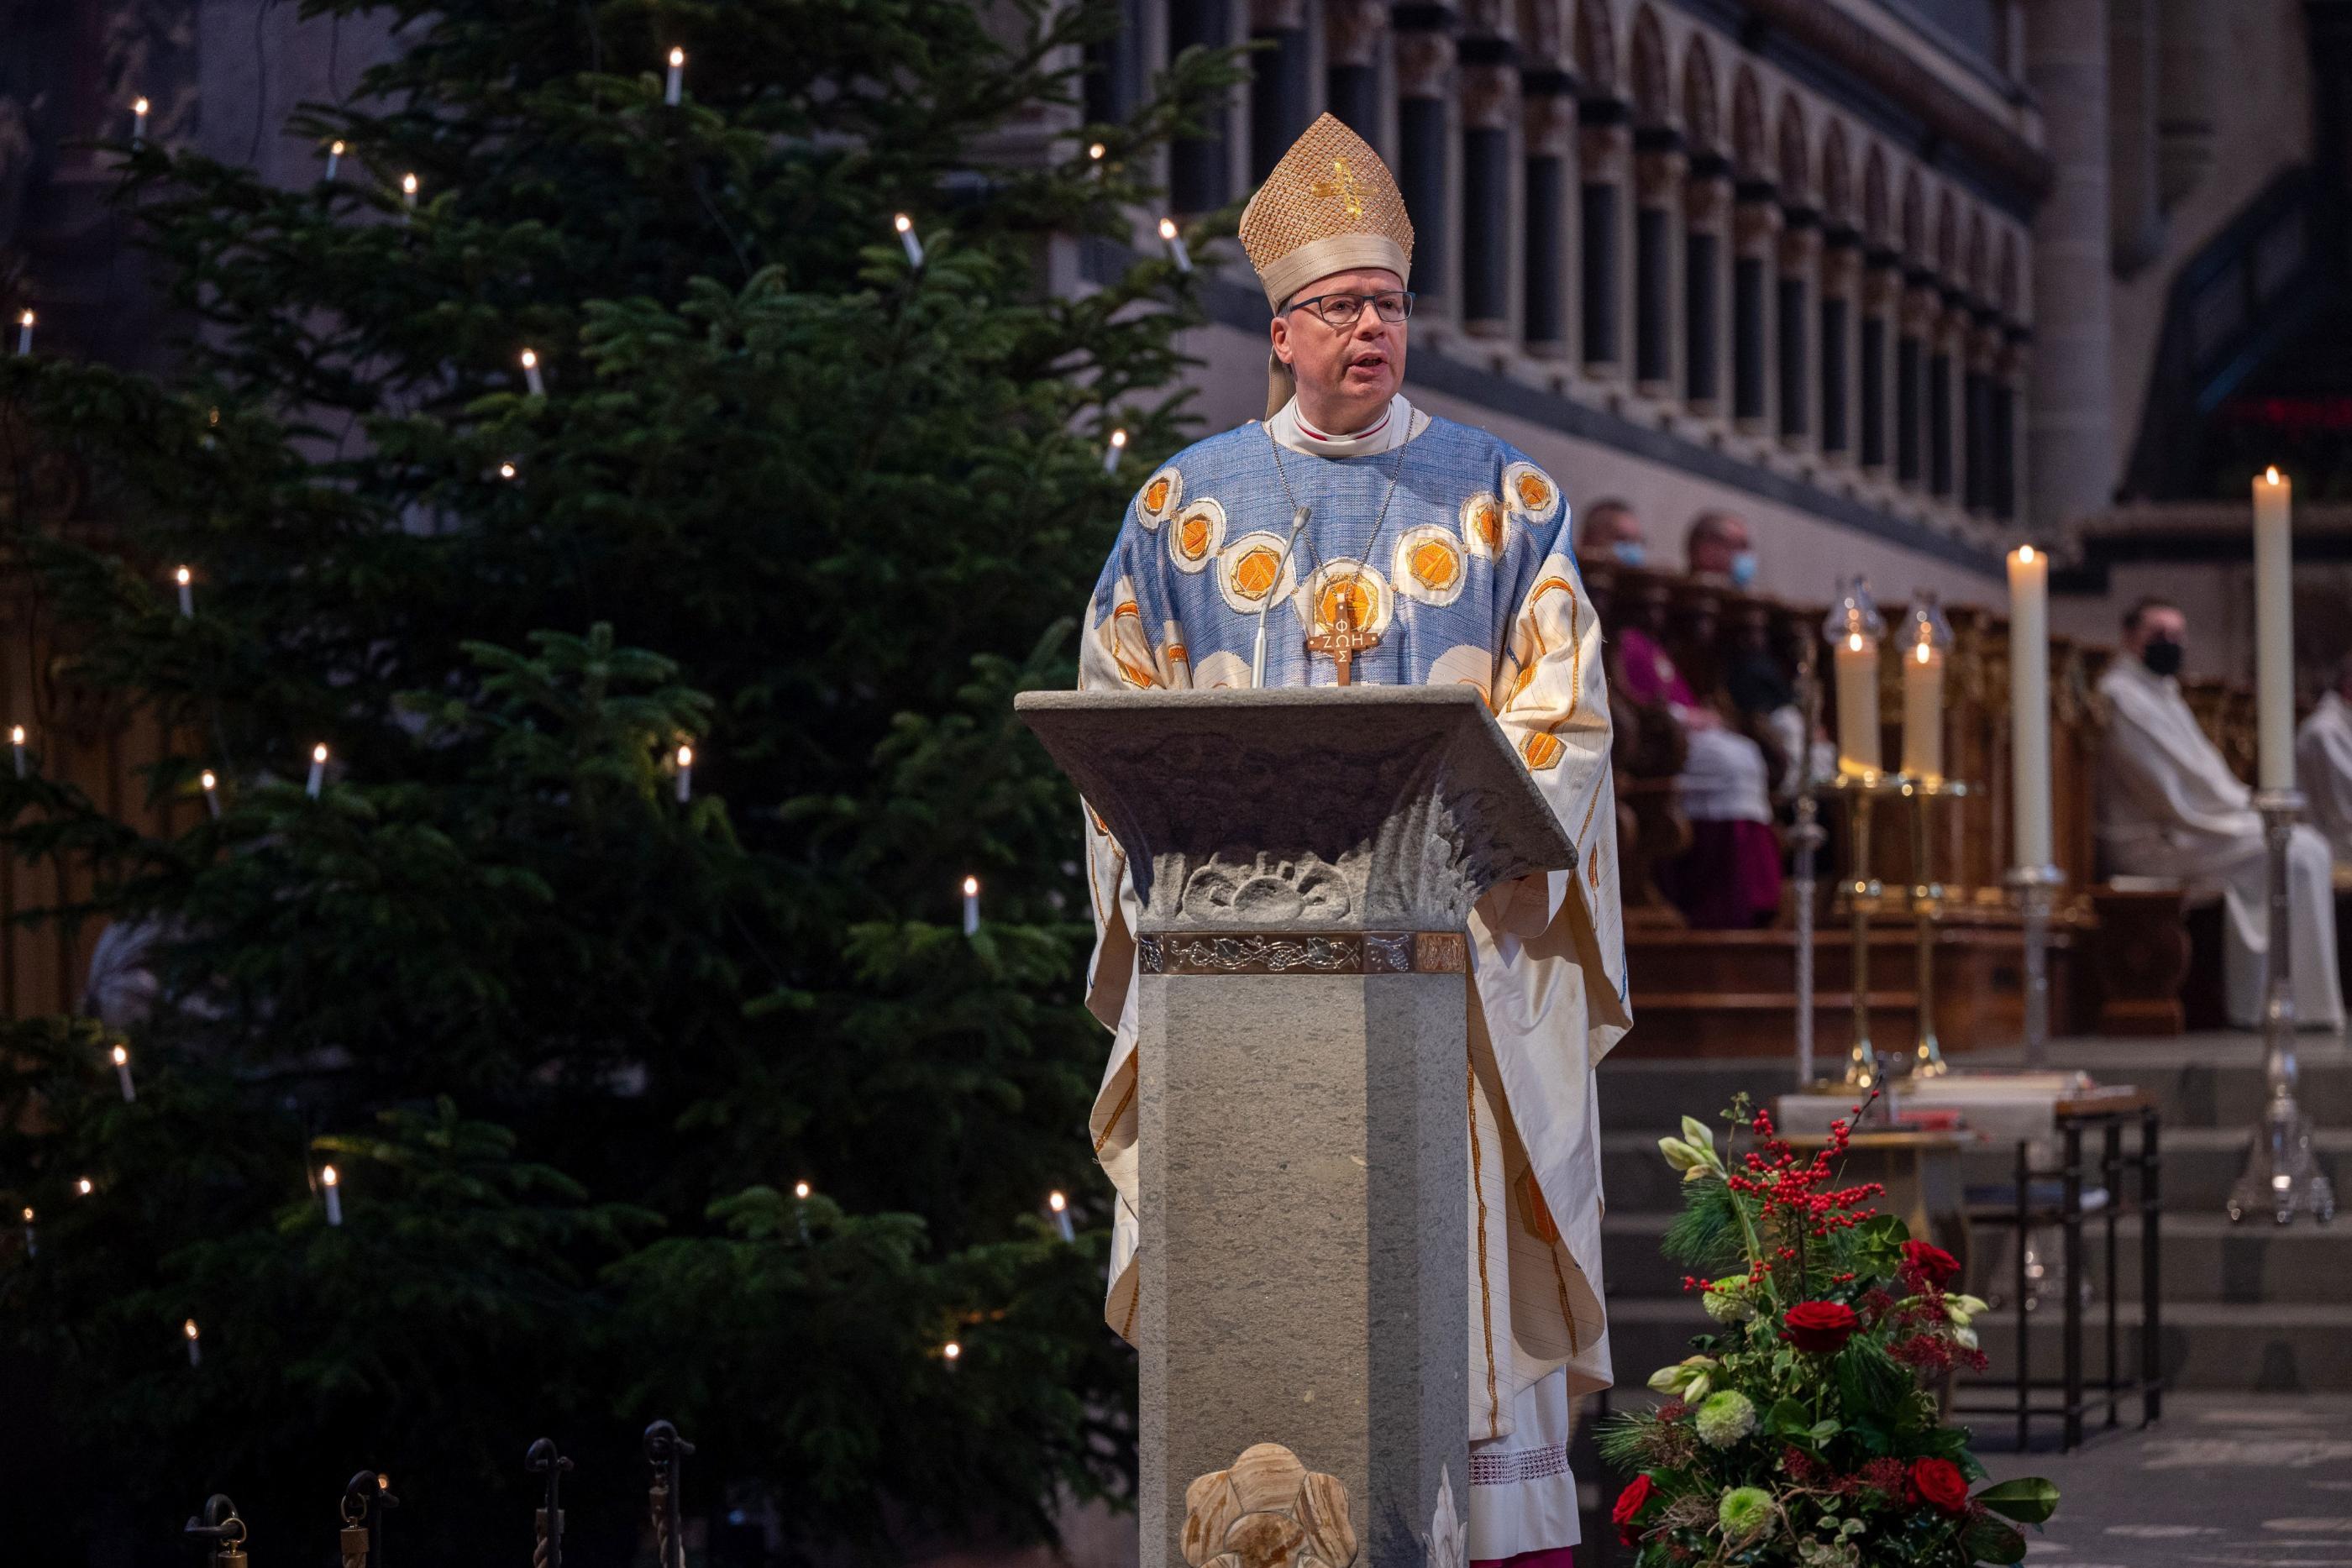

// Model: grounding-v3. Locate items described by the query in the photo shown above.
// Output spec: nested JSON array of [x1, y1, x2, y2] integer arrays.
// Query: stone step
[[1595, 1035, 2352, 1132], [1599, 1295, 2352, 1392], [1600, 1124, 2351, 1214], [1599, 1209, 2352, 1303]]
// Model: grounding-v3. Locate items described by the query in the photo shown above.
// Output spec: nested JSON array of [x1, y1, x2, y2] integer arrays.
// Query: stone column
[[1015, 687, 1577, 1568], [1997, 331, 2029, 522], [2025, 0, 2114, 532], [1928, 296, 1959, 498], [1521, 82, 1578, 357], [1732, 188, 1780, 433], [1777, 216, 1819, 449], [1964, 316, 2003, 515], [1325, 1, 1389, 144], [1860, 256, 1899, 474], [1819, 233, 1861, 464], [1461, 53, 1521, 338], [1683, 160, 1733, 415], [1397, 28, 1458, 320], [1249, 0, 1315, 181], [1897, 275, 1938, 488], [1633, 137, 1686, 396], [1168, 0, 1237, 215], [1578, 113, 1631, 376]]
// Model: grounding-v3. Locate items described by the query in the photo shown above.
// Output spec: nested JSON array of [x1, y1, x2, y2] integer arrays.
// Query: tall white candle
[[1833, 636, 1881, 777], [1901, 643, 1944, 784], [321, 1164, 344, 1226], [326, 140, 344, 181], [184, 1319, 202, 1367], [2254, 467, 2295, 792], [894, 214, 924, 268], [113, 1043, 135, 1103], [2007, 545, 2052, 868], [962, 875, 980, 935], [665, 47, 685, 106], [1047, 1190, 1074, 1242], [520, 348, 545, 398], [15, 310, 30, 355], [1158, 217, 1192, 273], [675, 743, 694, 803], [1104, 428, 1127, 474], [132, 97, 149, 146], [175, 565, 194, 616], [307, 743, 328, 798]]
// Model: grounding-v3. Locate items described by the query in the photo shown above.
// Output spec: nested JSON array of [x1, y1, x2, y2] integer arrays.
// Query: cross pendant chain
[[1305, 590, 1381, 686]]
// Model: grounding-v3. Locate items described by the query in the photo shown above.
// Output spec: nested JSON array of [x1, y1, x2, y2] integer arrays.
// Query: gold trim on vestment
[[1468, 1048, 1499, 1437]]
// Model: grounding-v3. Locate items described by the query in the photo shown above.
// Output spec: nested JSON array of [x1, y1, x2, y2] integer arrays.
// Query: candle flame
[[676, 743, 694, 768], [312, 744, 329, 764], [112, 1044, 127, 1067], [76, 1177, 92, 1195], [499, 461, 517, 480], [134, 97, 149, 115], [962, 875, 979, 896], [942, 1340, 962, 1361], [794, 1180, 811, 1199], [402, 172, 417, 195], [1109, 428, 1127, 449], [1088, 142, 1105, 160], [894, 213, 913, 233], [18, 310, 29, 328], [184, 1319, 199, 1340], [321, 1164, 339, 1187], [2265, 465, 2281, 485], [1048, 1190, 1068, 1213], [9, 726, 23, 745], [1914, 642, 1932, 664], [1158, 218, 1178, 241], [1845, 632, 1864, 653], [201, 770, 217, 791], [331, 140, 346, 155], [19, 1207, 29, 1222], [175, 565, 192, 586], [2016, 544, 2035, 564], [519, 348, 537, 368], [669, 46, 685, 66]]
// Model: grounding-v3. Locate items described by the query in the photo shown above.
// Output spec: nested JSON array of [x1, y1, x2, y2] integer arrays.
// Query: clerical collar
[[1268, 394, 1424, 458]]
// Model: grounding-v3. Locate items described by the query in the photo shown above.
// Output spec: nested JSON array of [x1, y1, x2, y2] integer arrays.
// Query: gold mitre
[[1239, 113, 1415, 312]]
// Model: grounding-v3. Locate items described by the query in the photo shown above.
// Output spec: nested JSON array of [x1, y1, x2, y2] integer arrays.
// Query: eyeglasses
[[1284, 290, 1415, 328]]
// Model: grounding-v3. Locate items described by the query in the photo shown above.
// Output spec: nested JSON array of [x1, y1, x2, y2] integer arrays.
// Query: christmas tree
[[0, 1, 1240, 1557]]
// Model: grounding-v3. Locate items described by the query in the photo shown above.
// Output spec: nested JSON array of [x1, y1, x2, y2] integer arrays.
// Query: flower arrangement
[[1600, 1097, 2059, 1565]]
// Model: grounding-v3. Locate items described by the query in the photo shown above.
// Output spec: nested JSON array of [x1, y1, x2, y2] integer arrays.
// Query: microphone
[[1252, 506, 1310, 689]]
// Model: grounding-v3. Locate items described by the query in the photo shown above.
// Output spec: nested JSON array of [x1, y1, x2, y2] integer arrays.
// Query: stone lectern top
[[1015, 686, 1575, 940]]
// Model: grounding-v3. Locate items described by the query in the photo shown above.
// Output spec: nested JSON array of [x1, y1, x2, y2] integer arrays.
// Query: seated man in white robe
[[2297, 654, 2352, 863], [2097, 597, 2343, 1030]]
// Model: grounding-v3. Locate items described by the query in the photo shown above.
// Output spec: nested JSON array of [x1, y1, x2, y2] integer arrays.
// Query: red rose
[[1903, 1240, 1961, 1287], [1612, 1474, 1656, 1544], [1908, 1456, 1969, 1514], [1782, 1300, 1861, 1352]]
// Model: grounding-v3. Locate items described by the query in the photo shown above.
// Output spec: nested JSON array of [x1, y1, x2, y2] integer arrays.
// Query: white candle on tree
[[1104, 427, 1127, 474], [942, 1340, 962, 1370], [2254, 467, 2295, 792], [15, 310, 30, 356], [112, 1043, 135, 1104], [19, 1206, 32, 1258], [326, 140, 344, 181], [132, 97, 149, 146], [665, 47, 685, 106], [1158, 217, 1192, 273], [307, 743, 328, 798], [2007, 545, 2052, 868], [675, 743, 694, 803], [520, 348, 545, 397], [321, 1164, 344, 1227], [894, 214, 924, 268], [1047, 1189, 1074, 1242], [200, 769, 220, 819], [184, 1319, 202, 1367], [401, 172, 419, 221], [962, 875, 980, 935], [10, 725, 24, 779], [175, 565, 194, 617]]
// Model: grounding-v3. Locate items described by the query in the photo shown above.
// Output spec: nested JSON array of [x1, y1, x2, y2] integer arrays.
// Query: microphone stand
[[1252, 506, 1310, 688]]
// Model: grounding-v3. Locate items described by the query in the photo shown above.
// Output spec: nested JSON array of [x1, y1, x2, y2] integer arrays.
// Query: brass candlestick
[[1901, 777, 1969, 1079], [1830, 774, 1905, 1088]]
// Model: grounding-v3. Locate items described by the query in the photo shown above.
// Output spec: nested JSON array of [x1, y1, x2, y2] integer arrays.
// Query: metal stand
[[2005, 863, 2066, 1071], [1901, 779, 1968, 1079], [1793, 653, 1824, 1088], [1835, 778, 1892, 1088], [2227, 790, 2337, 1225]]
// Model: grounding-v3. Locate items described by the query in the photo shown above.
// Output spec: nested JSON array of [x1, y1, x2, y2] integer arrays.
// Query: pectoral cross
[[1305, 590, 1380, 686]]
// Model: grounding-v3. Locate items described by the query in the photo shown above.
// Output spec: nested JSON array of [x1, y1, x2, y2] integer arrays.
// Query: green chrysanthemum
[[1719, 1485, 1776, 1541], [1701, 1275, 1756, 1324], [1695, 1389, 1757, 1448]]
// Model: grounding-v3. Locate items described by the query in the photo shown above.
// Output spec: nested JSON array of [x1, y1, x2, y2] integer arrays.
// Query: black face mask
[[2141, 637, 2184, 678]]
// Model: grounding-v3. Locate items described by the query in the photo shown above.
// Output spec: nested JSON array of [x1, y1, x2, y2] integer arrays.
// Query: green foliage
[[0, 0, 1245, 1556], [1602, 1104, 2059, 1568]]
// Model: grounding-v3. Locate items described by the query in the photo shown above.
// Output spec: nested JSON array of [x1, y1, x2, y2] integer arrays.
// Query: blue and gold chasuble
[[1076, 404, 1631, 1449]]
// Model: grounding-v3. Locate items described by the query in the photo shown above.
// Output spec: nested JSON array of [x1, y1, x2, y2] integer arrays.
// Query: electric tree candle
[[1158, 217, 1192, 273], [175, 565, 194, 616], [321, 1164, 344, 1226], [520, 348, 545, 397], [894, 213, 925, 268], [201, 769, 220, 819], [665, 47, 685, 105], [675, 743, 694, 803], [112, 1043, 135, 1104], [14, 310, 30, 355], [307, 744, 328, 798], [183, 1319, 202, 1367], [132, 97, 149, 146], [1104, 427, 1127, 474], [1048, 1190, 1074, 1242], [10, 725, 24, 778], [326, 139, 344, 181], [962, 875, 980, 935]]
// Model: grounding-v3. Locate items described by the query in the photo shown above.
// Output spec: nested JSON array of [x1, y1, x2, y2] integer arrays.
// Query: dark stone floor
[[1983, 1392, 2352, 1568]]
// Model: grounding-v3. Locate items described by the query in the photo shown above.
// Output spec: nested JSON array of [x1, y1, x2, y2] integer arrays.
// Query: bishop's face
[[1269, 267, 1408, 433]]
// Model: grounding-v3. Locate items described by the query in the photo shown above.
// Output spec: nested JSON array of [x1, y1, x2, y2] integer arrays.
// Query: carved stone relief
[[1182, 1444, 1357, 1568]]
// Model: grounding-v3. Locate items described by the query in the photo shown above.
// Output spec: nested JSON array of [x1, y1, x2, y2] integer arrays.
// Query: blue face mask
[[1729, 550, 1759, 589], [1611, 541, 1647, 567]]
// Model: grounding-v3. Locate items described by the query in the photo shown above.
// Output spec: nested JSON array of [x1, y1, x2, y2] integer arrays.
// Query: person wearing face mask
[[2097, 597, 2342, 1030], [1578, 502, 1782, 926], [1684, 509, 1761, 590]]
